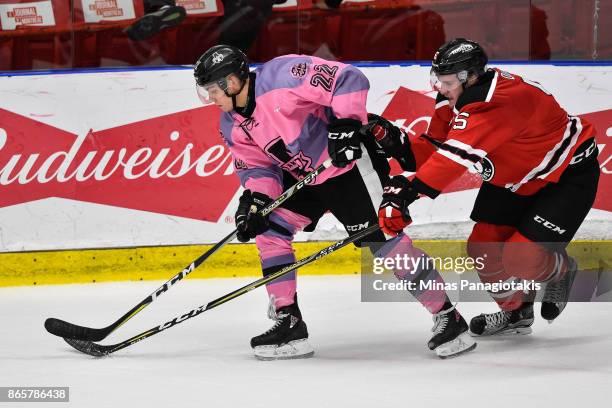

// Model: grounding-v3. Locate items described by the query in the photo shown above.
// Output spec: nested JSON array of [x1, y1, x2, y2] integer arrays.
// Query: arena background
[[1, 2, 611, 407]]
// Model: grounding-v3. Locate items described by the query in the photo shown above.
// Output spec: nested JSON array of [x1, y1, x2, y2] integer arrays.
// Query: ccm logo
[[159, 305, 206, 330], [152, 263, 195, 300], [346, 221, 369, 232], [534, 215, 566, 234], [569, 141, 597, 165], [383, 186, 402, 195], [328, 131, 354, 140]]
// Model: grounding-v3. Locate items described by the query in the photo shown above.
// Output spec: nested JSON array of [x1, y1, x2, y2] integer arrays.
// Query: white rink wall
[[0, 64, 610, 251]]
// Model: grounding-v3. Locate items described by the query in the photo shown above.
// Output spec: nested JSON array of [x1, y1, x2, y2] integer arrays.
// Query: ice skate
[[541, 257, 578, 323], [251, 299, 314, 361], [469, 303, 534, 336], [428, 304, 476, 358]]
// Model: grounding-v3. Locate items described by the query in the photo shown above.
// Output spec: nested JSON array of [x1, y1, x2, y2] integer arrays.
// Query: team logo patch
[[281, 151, 313, 176], [449, 43, 475, 56], [291, 62, 308, 78], [234, 158, 248, 170], [211, 52, 224, 65], [239, 117, 259, 132], [473, 156, 495, 181]]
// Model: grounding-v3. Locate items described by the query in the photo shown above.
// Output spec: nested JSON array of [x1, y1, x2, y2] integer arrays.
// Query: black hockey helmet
[[431, 38, 488, 80], [194, 44, 249, 91]]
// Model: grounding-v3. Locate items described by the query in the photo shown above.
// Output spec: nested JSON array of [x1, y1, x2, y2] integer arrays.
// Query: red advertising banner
[[0, 65, 608, 251], [0, 105, 239, 221]]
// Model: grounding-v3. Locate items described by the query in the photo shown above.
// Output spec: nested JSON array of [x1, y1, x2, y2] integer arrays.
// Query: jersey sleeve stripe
[[485, 70, 499, 102], [505, 116, 582, 192], [532, 117, 581, 179], [433, 138, 485, 168], [437, 148, 478, 169], [445, 139, 488, 159]]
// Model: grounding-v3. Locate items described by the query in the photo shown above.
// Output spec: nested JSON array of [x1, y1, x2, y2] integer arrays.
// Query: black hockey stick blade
[[62, 225, 379, 357], [45, 318, 110, 343], [45, 159, 333, 342], [63, 338, 113, 357], [44, 228, 238, 341]]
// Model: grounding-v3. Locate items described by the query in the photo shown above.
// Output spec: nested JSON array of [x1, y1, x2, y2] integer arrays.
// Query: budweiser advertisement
[[0, 65, 610, 251]]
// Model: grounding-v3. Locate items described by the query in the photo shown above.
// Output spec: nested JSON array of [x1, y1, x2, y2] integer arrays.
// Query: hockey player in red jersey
[[371, 38, 600, 336]]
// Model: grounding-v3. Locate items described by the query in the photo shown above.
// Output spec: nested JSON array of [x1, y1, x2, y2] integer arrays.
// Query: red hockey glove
[[366, 113, 416, 172], [378, 176, 419, 235]]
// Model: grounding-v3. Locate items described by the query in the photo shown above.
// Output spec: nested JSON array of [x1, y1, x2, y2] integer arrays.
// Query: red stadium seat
[[531, 0, 611, 59], [0, 0, 71, 69], [337, 5, 440, 61], [254, 7, 340, 62], [170, 0, 223, 64], [1, 0, 608, 70], [71, 1, 146, 67]]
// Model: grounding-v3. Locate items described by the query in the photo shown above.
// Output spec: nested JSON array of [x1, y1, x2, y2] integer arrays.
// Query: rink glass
[[0, 1, 609, 71]]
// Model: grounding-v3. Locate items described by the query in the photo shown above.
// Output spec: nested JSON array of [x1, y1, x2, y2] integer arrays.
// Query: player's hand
[[378, 176, 419, 235], [366, 113, 416, 171], [235, 190, 273, 242], [327, 117, 362, 168]]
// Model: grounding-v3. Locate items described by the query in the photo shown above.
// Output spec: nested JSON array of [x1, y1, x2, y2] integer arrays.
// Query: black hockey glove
[[235, 190, 273, 243], [366, 113, 416, 172], [378, 176, 419, 235], [327, 117, 363, 168]]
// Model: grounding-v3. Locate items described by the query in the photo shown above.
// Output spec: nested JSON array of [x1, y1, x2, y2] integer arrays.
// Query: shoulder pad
[[256, 56, 312, 95], [455, 70, 496, 111]]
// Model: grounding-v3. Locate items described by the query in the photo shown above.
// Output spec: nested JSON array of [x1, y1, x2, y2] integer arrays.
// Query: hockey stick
[[44, 158, 334, 342], [63, 224, 380, 357]]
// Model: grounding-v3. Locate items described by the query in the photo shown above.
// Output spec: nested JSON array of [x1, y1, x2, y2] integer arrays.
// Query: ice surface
[[1, 276, 611, 408]]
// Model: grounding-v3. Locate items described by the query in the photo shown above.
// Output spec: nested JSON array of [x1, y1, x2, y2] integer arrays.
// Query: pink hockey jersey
[[219, 55, 370, 199]]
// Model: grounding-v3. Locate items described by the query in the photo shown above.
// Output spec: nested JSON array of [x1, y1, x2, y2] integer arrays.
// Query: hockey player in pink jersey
[[194, 45, 476, 360]]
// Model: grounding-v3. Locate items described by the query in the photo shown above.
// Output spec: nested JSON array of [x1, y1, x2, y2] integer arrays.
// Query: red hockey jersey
[[411, 68, 597, 198]]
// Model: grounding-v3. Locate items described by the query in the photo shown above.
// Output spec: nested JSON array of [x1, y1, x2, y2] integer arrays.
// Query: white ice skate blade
[[253, 339, 315, 361], [435, 332, 477, 359], [469, 326, 533, 337]]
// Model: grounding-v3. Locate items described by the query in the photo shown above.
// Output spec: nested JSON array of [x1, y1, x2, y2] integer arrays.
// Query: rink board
[[1, 239, 609, 287], [0, 63, 610, 253], [0, 63, 610, 286]]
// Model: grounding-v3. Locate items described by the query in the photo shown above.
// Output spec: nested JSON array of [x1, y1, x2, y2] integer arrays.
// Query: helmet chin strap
[[460, 68, 486, 90], [226, 78, 248, 110]]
